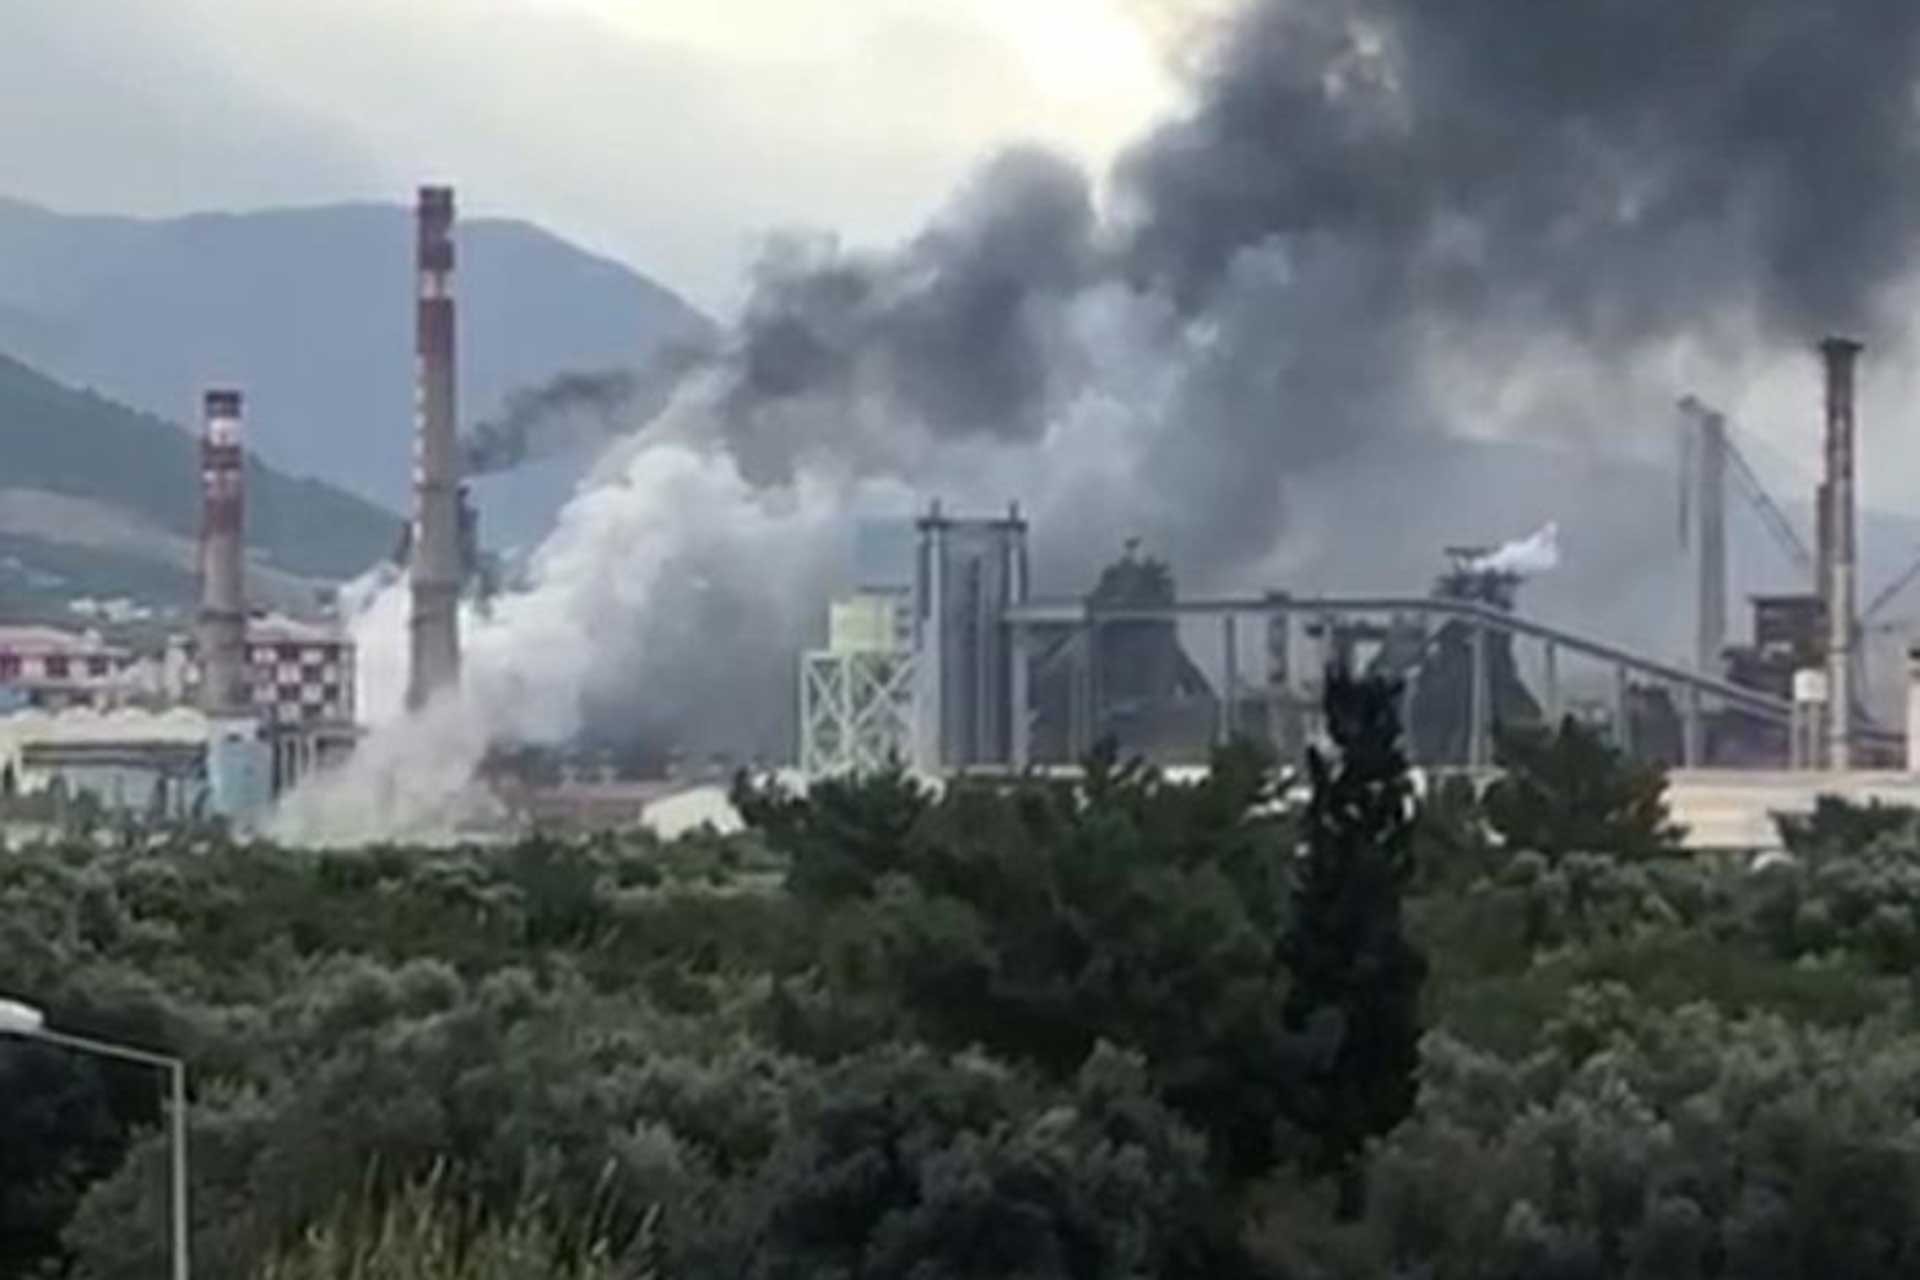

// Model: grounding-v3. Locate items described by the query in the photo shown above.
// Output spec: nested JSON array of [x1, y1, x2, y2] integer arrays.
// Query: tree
[[689, 1045, 1264, 1280], [732, 763, 934, 903], [1484, 716, 1685, 863], [1775, 795, 1918, 861], [754, 737, 1309, 1183], [1283, 667, 1427, 1221]]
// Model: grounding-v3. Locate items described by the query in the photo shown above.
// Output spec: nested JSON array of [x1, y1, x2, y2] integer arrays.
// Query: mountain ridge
[[0, 349, 396, 619], [0, 196, 714, 545]]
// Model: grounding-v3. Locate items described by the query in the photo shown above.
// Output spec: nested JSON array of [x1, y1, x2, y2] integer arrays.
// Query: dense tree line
[[6, 687, 1920, 1276]]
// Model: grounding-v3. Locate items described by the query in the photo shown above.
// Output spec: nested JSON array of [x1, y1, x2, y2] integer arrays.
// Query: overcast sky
[[6, 0, 1189, 316]]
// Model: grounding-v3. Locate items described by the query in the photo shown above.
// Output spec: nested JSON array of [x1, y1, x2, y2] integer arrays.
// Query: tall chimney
[[407, 185, 462, 710], [199, 389, 250, 717], [1821, 336, 1863, 771]]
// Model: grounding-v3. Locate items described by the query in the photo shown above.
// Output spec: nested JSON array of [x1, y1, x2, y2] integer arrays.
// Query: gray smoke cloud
[[718, 147, 1101, 484], [1120, 0, 1920, 337], [299, 0, 1920, 837], [704, 0, 1920, 582]]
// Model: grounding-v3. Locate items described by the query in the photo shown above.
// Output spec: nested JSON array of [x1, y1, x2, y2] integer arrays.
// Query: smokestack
[[199, 389, 250, 717], [1821, 335, 1863, 770], [407, 185, 462, 711]]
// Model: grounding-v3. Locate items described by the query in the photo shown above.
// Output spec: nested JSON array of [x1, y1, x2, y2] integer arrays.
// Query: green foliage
[[1776, 794, 1920, 860], [13, 732, 1920, 1279], [1365, 1001, 1920, 1279], [1410, 773, 1502, 893], [689, 1044, 1258, 1280], [1485, 716, 1685, 862], [733, 763, 934, 903], [255, 1172, 630, 1280], [761, 736, 1311, 1182], [1284, 668, 1426, 1217]]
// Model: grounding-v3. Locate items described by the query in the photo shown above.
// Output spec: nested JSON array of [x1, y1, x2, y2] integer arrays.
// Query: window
[[0, 654, 20, 680], [44, 656, 69, 679], [87, 657, 109, 678]]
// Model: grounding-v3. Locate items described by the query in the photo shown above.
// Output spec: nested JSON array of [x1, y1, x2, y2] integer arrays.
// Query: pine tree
[[1283, 666, 1428, 1220], [1484, 716, 1684, 863]]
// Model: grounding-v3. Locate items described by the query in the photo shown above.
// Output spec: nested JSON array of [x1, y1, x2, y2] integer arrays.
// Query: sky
[[9, 0, 1920, 544], [4, 0, 1186, 316]]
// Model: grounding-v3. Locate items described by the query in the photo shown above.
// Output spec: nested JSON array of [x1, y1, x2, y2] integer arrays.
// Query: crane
[[1678, 398, 1814, 574]]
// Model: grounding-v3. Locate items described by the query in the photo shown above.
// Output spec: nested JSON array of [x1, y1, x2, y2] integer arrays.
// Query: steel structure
[[1678, 397, 1728, 675], [799, 649, 918, 775], [913, 502, 1029, 771], [1000, 593, 1904, 772]]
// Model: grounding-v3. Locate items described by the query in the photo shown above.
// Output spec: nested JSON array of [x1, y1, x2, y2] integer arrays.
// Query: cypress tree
[[1283, 666, 1428, 1219]]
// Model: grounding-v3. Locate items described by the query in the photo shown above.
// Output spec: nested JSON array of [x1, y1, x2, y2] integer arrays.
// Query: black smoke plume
[[718, 147, 1099, 484], [698, 0, 1920, 587], [483, 0, 1920, 772], [462, 345, 707, 477]]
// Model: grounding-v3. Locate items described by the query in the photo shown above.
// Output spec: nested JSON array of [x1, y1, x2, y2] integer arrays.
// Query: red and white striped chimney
[[407, 185, 462, 710], [199, 389, 250, 717]]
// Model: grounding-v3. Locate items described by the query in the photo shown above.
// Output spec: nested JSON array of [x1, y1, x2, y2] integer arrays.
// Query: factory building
[[912, 503, 1029, 770], [164, 615, 356, 728], [0, 626, 145, 712], [0, 708, 210, 819], [163, 613, 358, 793]]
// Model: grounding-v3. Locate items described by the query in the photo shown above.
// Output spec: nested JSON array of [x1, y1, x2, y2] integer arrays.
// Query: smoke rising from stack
[[462, 370, 638, 476], [460, 344, 709, 477], [277, 1, 1920, 840]]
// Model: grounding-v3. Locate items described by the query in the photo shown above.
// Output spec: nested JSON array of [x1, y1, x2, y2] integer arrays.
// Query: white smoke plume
[[267, 305, 1173, 846], [268, 398, 918, 844], [1468, 522, 1562, 577]]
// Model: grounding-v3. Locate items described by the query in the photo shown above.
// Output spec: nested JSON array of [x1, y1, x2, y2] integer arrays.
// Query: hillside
[[0, 351, 397, 614], [0, 197, 713, 548]]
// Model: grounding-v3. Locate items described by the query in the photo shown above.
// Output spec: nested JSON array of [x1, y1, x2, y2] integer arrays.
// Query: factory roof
[[248, 613, 349, 645], [0, 626, 125, 656], [167, 614, 351, 651], [0, 706, 210, 745]]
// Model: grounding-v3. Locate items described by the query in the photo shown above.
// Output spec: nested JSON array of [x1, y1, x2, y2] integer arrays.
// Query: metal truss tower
[[799, 649, 918, 776]]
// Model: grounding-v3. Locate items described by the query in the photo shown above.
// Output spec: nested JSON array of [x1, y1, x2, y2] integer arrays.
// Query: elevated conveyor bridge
[[1000, 594, 1903, 772]]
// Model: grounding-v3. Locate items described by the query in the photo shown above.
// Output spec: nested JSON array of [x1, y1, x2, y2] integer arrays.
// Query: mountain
[[0, 351, 396, 619], [0, 197, 713, 548]]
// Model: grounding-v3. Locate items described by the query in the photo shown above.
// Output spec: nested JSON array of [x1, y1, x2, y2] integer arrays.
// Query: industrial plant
[[797, 334, 1920, 844], [4, 181, 1920, 847], [0, 187, 480, 830]]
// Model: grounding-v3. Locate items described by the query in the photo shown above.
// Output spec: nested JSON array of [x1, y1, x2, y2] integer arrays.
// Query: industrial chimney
[[1821, 336, 1863, 771], [199, 389, 250, 716], [407, 185, 462, 710]]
